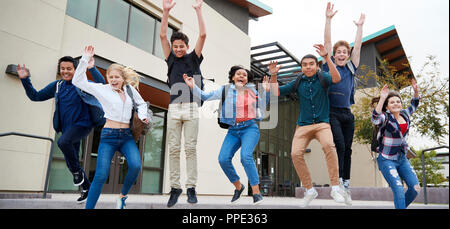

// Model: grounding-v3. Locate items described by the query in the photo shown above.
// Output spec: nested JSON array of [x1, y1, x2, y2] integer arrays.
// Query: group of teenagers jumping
[[15, 0, 421, 209]]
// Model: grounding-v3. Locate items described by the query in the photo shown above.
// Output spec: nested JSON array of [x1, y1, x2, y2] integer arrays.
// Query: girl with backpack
[[371, 80, 420, 209], [72, 46, 149, 209], [183, 65, 274, 204]]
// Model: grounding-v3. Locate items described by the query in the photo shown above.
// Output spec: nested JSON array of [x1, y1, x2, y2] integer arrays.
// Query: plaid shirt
[[371, 97, 420, 160]]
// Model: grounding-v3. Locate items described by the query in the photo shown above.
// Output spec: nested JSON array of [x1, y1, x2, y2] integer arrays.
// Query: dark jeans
[[57, 125, 92, 190], [329, 107, 355, 180]]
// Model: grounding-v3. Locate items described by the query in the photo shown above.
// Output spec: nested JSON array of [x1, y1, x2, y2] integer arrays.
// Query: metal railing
[[421, 145, 449, 205], [0, 132, 55, 199]]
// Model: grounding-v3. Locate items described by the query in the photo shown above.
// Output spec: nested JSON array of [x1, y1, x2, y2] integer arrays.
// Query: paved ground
[[1, 193, 448, 209]]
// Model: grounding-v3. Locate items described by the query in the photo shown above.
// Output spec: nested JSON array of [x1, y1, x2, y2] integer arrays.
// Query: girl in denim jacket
[[183, 66, 273, 204], [371, 80, 421, 209]]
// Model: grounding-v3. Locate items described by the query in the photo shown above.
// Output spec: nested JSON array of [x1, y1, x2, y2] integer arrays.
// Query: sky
[[249, 0, 449, 150]]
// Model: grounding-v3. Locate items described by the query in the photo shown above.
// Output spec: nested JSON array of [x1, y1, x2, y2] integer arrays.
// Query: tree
[[409, 150, 447, 186], [352, 55, 449, 147]]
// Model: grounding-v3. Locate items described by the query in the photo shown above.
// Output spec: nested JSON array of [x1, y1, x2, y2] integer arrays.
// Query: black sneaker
[[77, 190, 88, 204], [187, 187, 198, 204], [231, 184, 245, 203], [253, 194, 263, 205], [73, 171, 84, 186], [167, 188, 182, 208]]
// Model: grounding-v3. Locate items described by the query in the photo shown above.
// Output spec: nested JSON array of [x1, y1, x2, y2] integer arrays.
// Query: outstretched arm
[[193, 0, 206, 58], [315, 44, 340, 83], [351, 13, 365, 68], [17, 64, 56, 101], [324, 2, 338, 55], [160, 0, 176, 60]]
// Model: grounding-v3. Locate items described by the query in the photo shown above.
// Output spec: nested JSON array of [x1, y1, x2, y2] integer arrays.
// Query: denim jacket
[[193, 83, 270, 126], [20, 67, 106, 132]]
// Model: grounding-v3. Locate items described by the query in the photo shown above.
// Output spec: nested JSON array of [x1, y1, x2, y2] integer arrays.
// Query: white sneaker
[[302, 189, 318, 207], [330, 187, 345, 203], [344, 188, 352, 206]]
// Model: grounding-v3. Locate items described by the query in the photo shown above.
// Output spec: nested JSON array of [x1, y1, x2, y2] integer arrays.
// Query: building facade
[[0, 0, 272, 196]]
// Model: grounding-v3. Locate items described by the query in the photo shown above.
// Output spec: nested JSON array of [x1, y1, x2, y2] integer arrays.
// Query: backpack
[[218, 84, 231, 129], [125, 85, 153, 140], [371, 113, 389, 152], [56, 80, 106, 128]]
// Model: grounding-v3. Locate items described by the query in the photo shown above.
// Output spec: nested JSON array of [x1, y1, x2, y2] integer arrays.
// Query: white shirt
[[72, 54, 148, 123]]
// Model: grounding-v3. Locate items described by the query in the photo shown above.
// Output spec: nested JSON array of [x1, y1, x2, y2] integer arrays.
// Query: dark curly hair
[[170, 31, 189, 45], [228, 65, 253, 84]]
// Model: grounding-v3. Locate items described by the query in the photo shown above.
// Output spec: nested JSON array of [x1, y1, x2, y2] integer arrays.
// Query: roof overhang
[[228, 0, 272, 18]]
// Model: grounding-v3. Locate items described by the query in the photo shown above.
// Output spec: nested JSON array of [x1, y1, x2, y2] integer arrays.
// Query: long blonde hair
[[106, 63, 140, 90]]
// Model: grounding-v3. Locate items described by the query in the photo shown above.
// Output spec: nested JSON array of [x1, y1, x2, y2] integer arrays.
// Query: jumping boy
[[271, 44, 349, 207], [323, 2, 365, 204], [17, 56, 105, 203], [159, 0, 206, 207]]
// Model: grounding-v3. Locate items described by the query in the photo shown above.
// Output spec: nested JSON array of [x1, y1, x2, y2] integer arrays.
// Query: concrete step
[[0, 194, 448, 209]]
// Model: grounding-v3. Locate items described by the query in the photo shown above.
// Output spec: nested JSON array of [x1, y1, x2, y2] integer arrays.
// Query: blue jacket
[[20, 67, 106, 132], [193, 83, 270, 126]]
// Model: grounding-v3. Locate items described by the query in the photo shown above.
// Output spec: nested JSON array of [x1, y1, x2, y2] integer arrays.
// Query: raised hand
[[268, 61, 281, 76], [326, 2, 338, 19], [183, 73, 194, 89], [88, 55, 95, 69], [16, 64, 30, 79], [84, 45, 95, 58], [353, 13, 365, 27], [163, 0, 176, 11], [380, 84, 389, 99], [313, 44, 328, 57], [411, 78, 419, 97], [192, 0, 203, 10]]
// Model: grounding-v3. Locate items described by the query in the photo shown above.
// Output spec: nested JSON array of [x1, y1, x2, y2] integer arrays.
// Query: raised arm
[[72, 46, 102, 96], [375, 84, 389, 114], [193, 0, 206, 58], [315, 44, 340, 83], [183, 73, 221, 101], [351, 13, 365, 68], [324, 2, 337, 55], [17, 64, 56, 101], [268, 60, 281, 96], [160, 0, 176, 60]]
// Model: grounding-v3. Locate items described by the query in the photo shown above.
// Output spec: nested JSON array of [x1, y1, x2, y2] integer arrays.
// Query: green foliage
[[409, 150, 447, 186]]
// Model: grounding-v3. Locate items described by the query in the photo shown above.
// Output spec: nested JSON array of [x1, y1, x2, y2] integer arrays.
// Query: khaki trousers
[[167, 102, 199, 189], [291, 123, 339, 189]]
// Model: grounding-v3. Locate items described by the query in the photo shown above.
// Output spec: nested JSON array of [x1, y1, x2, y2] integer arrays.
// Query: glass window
[[143, 114, 165, 168], [128, 6, 156, 53], [154, 21, 174, 59], [141, 170, 160, 193], [66, 0, 98, 27], [97, 0, 130, 41], [48, 132, 82, 191]]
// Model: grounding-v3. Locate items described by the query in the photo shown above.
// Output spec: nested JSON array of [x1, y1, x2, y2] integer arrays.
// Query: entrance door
[[259, 152, 277, 196], [83, 128, 143, 194]]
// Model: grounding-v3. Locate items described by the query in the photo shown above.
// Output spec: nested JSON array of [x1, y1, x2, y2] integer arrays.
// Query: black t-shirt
[[166, 50, 204, 105]]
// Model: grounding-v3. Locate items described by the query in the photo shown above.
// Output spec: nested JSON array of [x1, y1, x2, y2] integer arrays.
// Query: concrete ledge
[[295, 187, 449, 204], [0, 193, 51, 199]]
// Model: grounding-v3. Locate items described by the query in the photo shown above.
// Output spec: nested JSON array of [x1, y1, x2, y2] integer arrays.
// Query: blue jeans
[[218, 119, 260, 187], [377, 154, 419, 209], [85, 128, 141, 209], [57, 125, 92, 191]]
